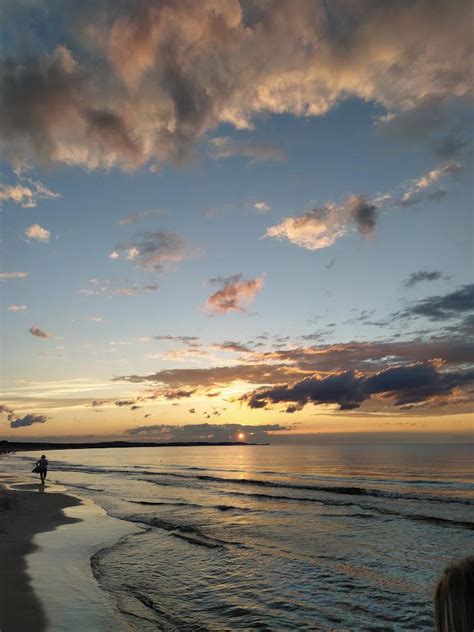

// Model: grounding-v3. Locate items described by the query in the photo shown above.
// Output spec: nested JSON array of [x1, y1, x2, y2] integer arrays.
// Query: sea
[[5, 444, 474, 631]]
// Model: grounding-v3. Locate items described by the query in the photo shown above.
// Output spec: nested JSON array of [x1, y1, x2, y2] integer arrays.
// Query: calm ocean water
[[8, 444, 474, 631]]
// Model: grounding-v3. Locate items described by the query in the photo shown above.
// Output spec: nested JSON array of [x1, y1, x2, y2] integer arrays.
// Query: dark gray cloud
[[242, 364, 474, 411], [347, 195, 377, 236], [29, 326, 50, 339], [403, 270, 444, 288], [162, 389, 196, 400], [10, 413, 48, 428], [243, 372, 366, 411], [404, 284, 474, 320], [126, 422, 290, 442]]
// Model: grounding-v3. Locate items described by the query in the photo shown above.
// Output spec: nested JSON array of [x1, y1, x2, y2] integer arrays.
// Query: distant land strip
[[0, 440, 267, 453]]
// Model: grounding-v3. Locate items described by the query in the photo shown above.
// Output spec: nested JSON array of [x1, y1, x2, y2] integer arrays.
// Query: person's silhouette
[[36, 455, 48, 485]]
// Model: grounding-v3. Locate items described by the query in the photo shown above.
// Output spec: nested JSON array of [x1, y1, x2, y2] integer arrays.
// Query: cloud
[[242, 364, 474, 412], [25, 223, 51, 242], [114, 329, 474, 414], [266, 195, 378, 250], [8, 304, 27, 312], [110, 230, 189, 272], [403, 270, 444, 288], [10, 413, 48, 428], [398, 161, 462, 207], [126, 422, 290, 443], [119, 209, 162, 225], [205, 274, 264, 314], [254, 202, 270, 213], [266, 153, 463, 252], [0, 272, 28, 280], [115, 399, 135, 407], [160, 389, 196, 400], [0, 178, 60, 208], [79, 278, 160, 296], [29, 326, 50, 339], [209, 136, 284, 163], [0, 1, 471, 170], [403, 284, 474, 321], [154, 335, 200, 344], [214, 341, 252, 353]]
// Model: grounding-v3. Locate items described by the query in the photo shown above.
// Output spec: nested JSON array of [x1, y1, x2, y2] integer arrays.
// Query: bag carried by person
[[32, 465, 40, 473]]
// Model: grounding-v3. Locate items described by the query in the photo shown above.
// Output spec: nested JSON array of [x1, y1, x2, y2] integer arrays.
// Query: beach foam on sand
[[0, 475, 141, 631]]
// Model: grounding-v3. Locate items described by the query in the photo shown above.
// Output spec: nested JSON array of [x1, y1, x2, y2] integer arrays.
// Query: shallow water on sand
[[8, 444, 474, 631]]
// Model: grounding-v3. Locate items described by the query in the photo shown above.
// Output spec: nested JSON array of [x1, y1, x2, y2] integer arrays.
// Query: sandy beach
[[0, 470, 141, 632], [0, 476, 81, 631]]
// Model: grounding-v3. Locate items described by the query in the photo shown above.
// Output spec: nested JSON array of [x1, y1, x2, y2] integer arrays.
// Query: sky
[[0, 0, 473, 444]]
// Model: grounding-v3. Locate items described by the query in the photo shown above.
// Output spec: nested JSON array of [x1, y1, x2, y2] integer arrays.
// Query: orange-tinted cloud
[[0, 2, 471, 170], [205, 274, 264, 314]]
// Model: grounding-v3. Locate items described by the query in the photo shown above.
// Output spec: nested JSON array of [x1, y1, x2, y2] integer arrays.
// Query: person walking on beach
[[36, 455, 48, 484]]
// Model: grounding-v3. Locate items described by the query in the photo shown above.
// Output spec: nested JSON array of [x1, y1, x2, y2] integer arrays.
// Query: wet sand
[[0, 477, 81, 632]]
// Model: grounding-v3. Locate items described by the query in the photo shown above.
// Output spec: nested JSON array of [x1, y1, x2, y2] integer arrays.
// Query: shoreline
[[0, 476, 82, 631], [0, 472, 141, 631]]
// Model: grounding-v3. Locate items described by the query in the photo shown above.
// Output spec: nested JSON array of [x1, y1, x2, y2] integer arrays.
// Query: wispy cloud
[[110, 230, 190, 272], [209, 137, 284, 163], [0, 272, 28, 281], [119, 209, 162, 225], [403, 270, 444, 288], [8, 304, 27, 312], [79, 278, 160, 297], [205, 274, 264, 314], [398, 161, 461, 207], [0, 177, 60, 208], [402, 284, 474, 321], [254, 202, 270, 213]]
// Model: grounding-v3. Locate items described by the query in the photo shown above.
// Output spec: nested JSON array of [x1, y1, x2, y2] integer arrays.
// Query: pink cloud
[[205, 274, 264, 314]]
